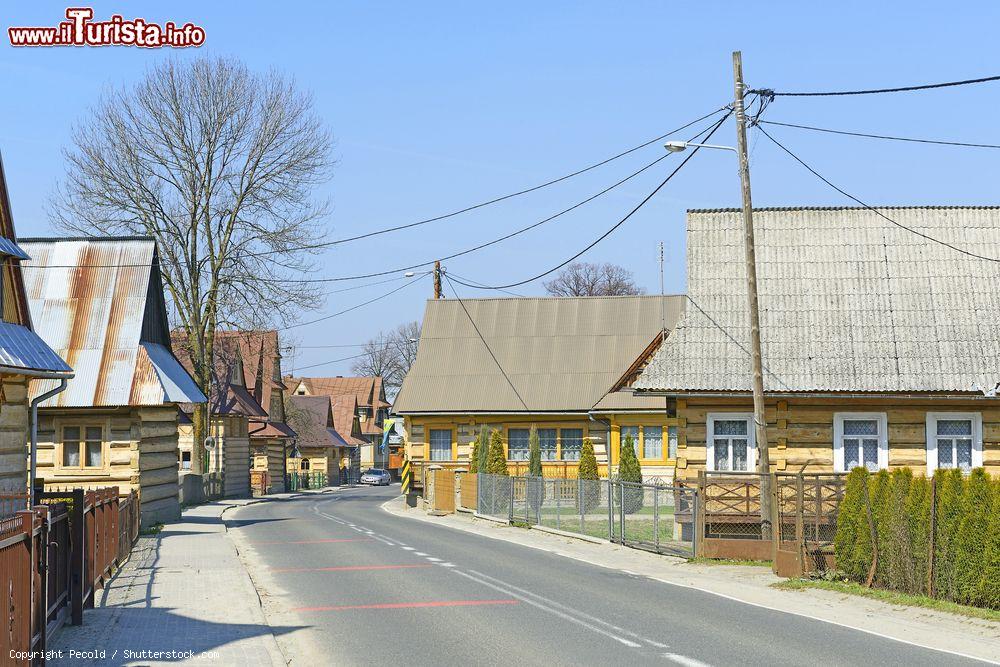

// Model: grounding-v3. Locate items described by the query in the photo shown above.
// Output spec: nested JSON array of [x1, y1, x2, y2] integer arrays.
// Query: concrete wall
[[0, 374, 28, 494]]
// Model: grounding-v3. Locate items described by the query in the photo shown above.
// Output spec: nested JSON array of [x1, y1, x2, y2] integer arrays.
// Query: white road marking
[[454, 569, 641, 648], [438, 562, 456, 568], [415, 552, 428, 557], [425, 557, 442, 562], [662, 653, 712, 667], [401, 546, 415, 551], [467, 569, 667, 649]]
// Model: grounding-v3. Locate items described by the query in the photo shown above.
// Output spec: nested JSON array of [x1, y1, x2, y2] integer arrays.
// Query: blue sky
[[3, 2, 999, 376]]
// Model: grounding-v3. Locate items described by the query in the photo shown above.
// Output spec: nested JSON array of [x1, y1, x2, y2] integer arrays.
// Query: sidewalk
[[49, 499, 294, 666], [385, 497, 1000, 664]]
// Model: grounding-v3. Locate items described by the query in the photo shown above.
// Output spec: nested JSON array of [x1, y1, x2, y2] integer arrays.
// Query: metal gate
[[610, 481, 697, 558]]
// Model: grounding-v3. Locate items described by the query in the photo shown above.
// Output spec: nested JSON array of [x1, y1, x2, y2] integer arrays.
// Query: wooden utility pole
[[733, 51, 772, 536], [433, 260, 443, 299]]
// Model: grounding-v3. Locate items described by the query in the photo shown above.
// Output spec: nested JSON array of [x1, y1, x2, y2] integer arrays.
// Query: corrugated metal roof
[[21, 238, 200, 407], [634, 207, 1000, 393], [393, 295, 685, 413], [0, 322, 72, 375], [0, 238, 28, 260]]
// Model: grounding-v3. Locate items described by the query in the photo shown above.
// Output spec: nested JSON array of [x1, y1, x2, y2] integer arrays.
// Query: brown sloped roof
[[288, 375, 387, 435], [171, 331, 267, 418], [393, 295, 685, 414], [286, 395, 349, 448], [213, 330, 293, 440], [331, 394, 366, 446]]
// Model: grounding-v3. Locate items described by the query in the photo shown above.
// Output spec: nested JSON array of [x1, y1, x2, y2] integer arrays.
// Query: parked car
[[360, 468, 392, 486]]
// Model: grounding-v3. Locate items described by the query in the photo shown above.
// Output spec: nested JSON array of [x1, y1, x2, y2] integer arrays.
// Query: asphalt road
[[228, 485, 986, 667]]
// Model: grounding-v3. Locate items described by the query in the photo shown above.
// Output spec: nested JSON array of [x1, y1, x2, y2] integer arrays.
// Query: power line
[[284, 351, 369, 374], [750, 73, 1000, 97], [450, 110, 733, 290], [443, 274, 529, 411], [274, 115, 725, 286], [756, 124, 1000, 263], [280, 273, 428, 331], [759, 119, 1000, 149], [445, 271, 525, 297], [242, 106, 732, 259], [682, 295, 790, 391]]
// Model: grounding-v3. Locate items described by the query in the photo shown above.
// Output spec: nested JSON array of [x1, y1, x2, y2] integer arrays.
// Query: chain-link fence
[[476, 472, 512, 521], [477, 474, 696, 557]]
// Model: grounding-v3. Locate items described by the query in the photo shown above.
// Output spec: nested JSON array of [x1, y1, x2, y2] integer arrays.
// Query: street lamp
[[664, 140, 737, 154], [404, 271, 415, 277]]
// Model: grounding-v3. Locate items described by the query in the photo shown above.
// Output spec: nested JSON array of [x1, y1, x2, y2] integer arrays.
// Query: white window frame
[[925, 412, 982, 475], [706, 413, 756, 472], [833, 412, 888, 472]]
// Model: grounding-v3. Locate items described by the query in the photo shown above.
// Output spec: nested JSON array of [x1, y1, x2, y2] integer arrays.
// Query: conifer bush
[[905, 474, 932, 595], [834, 465, 1000, 610], [618, 433, 644, 513], [884, 468, 915, 593], [834, 467, 871, 582], [475, 425, 489, 473], [954, 468, 993, 606], [577, 438, 600, 513], [527, 425, 544, 514], [978, 478, 1000, 609], [468, 439, 480, 474], [933, 468, 965, 602], [486, 429, 508, 476]]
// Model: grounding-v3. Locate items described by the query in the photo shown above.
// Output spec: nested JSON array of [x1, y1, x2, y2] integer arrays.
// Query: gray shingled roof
[[634, 207, 1000, 394], [394, 295, 685, 413]]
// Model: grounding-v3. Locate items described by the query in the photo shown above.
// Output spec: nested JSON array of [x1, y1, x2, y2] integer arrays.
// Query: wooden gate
[[433, 470, 455, 513]]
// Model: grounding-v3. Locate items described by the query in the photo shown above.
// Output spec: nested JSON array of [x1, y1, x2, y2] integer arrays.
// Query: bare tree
[[52, 57, 334, 473], [543, 262, 645, 297], [351, 320, 421, 397]]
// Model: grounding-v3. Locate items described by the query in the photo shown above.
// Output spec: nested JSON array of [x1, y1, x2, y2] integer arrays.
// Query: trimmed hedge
[[834, 466, 1000, 609]]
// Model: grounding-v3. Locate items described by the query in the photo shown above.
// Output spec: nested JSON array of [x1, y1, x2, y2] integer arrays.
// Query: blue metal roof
[[0, 238, 29, 261], [0, 322, 72, 375]]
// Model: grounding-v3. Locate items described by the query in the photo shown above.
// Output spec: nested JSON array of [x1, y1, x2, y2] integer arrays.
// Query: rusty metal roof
[[20, 238, 204, 407]]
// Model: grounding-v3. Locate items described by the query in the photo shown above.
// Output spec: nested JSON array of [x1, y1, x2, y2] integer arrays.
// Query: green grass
[[773, 579, 1000, 623], [687, 557, 773, 567], [140, 522, 164, 536]]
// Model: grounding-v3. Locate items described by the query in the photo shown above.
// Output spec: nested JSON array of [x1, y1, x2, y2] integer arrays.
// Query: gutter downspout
[[30, 379, 69, 506]]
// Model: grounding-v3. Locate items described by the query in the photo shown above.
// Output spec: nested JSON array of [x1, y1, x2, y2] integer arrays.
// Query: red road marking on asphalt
[[273, 564, 433, 573], [252, 538, 373, 545], [293, 599, 519, 612]]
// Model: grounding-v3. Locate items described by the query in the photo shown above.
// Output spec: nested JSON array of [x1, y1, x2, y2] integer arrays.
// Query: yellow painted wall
[[403, 414, 609, 466]]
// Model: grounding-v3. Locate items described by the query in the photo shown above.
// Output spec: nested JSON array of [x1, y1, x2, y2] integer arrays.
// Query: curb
[[531, 523, 609, 545]]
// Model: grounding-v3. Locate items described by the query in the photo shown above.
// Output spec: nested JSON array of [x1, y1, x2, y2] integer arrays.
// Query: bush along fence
[[0, 488, 140, 664], [834, 467, 1000, 610], [473, 473, 698, 558]]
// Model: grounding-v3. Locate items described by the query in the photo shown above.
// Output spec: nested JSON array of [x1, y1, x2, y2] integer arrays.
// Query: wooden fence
[[0, 488, 140, 664]]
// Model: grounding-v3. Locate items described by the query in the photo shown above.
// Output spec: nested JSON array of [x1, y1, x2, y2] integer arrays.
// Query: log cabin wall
[[36, 405, 181, 526], [673, 395, 1000, 482]]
